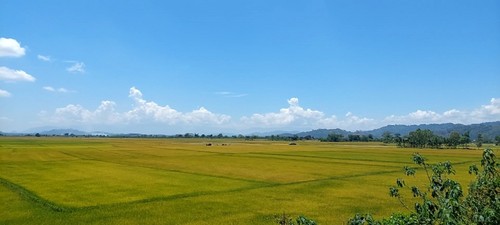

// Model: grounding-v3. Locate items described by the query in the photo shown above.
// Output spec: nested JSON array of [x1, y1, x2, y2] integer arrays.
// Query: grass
[[0, 137, 494, 224]]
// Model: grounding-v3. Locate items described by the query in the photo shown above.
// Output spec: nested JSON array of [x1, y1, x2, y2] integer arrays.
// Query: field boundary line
[[74, 169, 406, 210], [77, 183, 275, 210], [227, 153, 403, 168], [0, 176, 74, 212], [251, 152, 479, 166], [252, 152, 408, 164]]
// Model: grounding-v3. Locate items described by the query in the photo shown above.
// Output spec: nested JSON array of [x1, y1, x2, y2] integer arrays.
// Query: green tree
[[407, 129, 434, 148], [382, 131, 393, 143], [466, 149, 499, 224], [348, 134, 361, 142], [394, 134, 404, 148], [447, 132, 461, 148], [325, 133, 344, 142], [476, 133, 483, 148], [348, 148, 499, 225], [275, 214, 316, 225], [461, 131, 471, 149], [367, 134, 374, 141]]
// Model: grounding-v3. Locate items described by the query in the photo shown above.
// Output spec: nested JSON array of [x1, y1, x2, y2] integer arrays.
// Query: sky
[[1, 0, 499, 134]]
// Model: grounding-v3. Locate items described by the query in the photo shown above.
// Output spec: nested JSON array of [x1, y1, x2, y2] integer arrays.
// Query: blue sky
[[1, 0, 499, 134]]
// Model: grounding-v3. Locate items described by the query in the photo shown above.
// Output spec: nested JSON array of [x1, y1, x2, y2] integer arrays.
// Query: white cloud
[[37, 54, 51, 62], [0, 66, 36, 82], [48, 101, 122, 125], [215, 91, 248, 98], [43, 86, 71, 93], [40, 91, 500, 133], [66, 62, 85, 73], [183, 107, 231, 124], [125, 87, 230, 124], [239, 97, 498, 131], [242, 97, 325, 126], [471, 98, 500, 121], [383, 98, 500, 125], [52, 104, 92, 123], [339, 112, 376, 129], [58, 88, 69, 93], [240, 97, 377, 130], [43, 86, 55, 92], [384, 110, 449, 125], [0, 38, 25, 57], [44, 87, 231, 127], [0, 89, 11, 97]]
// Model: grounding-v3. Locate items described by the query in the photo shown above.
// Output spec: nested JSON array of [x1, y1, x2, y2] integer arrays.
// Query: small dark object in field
[[206, 143, 212, 146], [289, 142, 297, 145]]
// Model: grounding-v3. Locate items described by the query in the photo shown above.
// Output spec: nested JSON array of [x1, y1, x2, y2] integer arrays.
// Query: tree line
[[380, 129, 500, 149]]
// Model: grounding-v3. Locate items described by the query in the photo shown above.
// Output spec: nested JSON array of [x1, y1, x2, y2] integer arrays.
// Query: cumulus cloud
[[241, 97, 376, 130], [43, 86, 70, 93], [125, 87, 230, 124], [239, 97, 500, 131], [242, 97, 324, 126], [340, 112, 376, 129], [66, 62, 85, 73], [37, 54, 51, 62], [40, 90, 500, 132], [384, 110, 442, 124], [0, 66, 36, 82], [44, 87, 231, 126], [0, 38, 25, 57], [383, 98, 500, 125], [0, 89, 11, 97], [49, 101, 122, 124], [471, 98, 500, 121]]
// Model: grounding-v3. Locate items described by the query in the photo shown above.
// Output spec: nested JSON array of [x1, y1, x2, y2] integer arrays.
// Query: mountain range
[[296, 121, 500, 140]]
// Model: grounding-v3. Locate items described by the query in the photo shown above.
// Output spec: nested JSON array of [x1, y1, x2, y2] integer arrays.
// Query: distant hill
[[295, 121, 500, 140], [363, 121, 500, 140], [36, 129, 111, 136], [296, 128, 351, 138], [40, 129, 90, 136], [249, 130, 300, 137]]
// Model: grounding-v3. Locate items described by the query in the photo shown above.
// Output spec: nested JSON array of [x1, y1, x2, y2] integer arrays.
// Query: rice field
[[0, 137, 489, 224]]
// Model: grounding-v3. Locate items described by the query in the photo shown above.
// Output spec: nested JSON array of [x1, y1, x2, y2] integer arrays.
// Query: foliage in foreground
[[348, 148, 499, 225], [275, 213, 317, 225]]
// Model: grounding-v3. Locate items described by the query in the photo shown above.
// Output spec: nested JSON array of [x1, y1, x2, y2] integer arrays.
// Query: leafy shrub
[[275, 213, 317, 225], [348, 148, 499, 225]]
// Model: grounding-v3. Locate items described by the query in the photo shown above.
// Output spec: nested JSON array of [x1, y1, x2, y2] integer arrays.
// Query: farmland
[[0, 137, 491, 224]]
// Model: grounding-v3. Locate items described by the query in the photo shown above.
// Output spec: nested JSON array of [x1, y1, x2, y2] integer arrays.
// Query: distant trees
[[381, 131, 393, 143], [383, 129, 476, 149], [476, 134, 483, 148], [324, 133, 344, 142], [320, 133, 374, 142], [447, 131, 461, 148], [460, 131, 471, 148]]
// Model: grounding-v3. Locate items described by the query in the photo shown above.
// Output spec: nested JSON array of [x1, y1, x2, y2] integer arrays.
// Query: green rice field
[[0, 137, 492, 224]]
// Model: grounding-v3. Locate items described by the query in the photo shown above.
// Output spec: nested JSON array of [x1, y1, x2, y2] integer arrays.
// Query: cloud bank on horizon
[[41, 86, 500, 133]]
